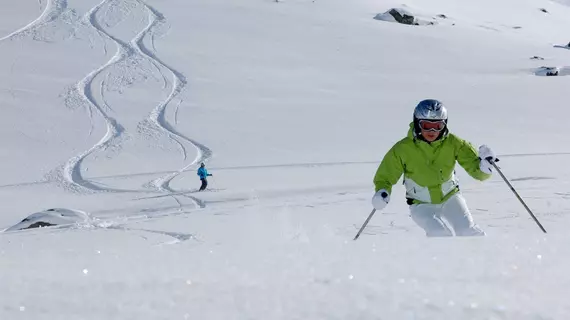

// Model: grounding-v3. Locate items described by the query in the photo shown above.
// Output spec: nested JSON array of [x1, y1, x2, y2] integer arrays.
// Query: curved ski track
[[0, 0, 67, 42], [60, 0, 211, 208], [133, 1, 212, 195], [63, 0, 132, 193]]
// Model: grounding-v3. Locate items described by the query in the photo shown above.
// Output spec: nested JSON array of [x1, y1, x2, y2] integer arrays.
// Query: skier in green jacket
[[372, 99, 497, 237]]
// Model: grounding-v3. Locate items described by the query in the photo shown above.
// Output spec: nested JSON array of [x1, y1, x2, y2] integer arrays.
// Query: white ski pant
[[409, 193, 485, 237]]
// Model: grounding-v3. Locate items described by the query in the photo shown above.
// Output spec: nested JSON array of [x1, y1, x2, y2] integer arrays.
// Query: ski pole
[[354, 208, 377, 240], [490, 160, 547, 233]]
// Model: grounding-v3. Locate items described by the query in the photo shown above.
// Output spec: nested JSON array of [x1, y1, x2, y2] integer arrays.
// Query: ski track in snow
[[132, 6, 189, 163], [105, 225, 199, 244], [1, 217, 199, 245], [0, 0, 66, 42], [85, 207, 203, 240], [133, 1, 212, 204], [100, 74, 114, 112], [60, 0, 211, 200], [174, 99, 182, 125], [43, 0, 212, 211], [511, 176, 555, 182], [62, 0, 132, 193]]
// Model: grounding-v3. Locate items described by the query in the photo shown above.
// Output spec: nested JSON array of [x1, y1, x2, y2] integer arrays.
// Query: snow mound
[[4, 208, 90, 232], [374, 8, 439, 26], [535, 66, 570, 76]]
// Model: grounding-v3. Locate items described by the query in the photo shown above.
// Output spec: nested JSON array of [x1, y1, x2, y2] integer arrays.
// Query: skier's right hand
[[372, 189, 390, 210]]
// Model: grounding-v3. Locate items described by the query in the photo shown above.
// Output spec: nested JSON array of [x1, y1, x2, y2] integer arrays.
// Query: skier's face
[[421, 129, 440, 142]]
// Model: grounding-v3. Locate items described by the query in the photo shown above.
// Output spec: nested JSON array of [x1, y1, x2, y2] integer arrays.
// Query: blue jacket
[[197, 167, 209, 179]]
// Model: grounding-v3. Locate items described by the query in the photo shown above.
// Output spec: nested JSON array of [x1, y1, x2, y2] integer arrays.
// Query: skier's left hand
[[479, 145, 498, 174]]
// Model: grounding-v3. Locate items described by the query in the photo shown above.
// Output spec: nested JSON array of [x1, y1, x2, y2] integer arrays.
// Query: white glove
[[372, 189, 390, 210], [479, 145, 498, 174]]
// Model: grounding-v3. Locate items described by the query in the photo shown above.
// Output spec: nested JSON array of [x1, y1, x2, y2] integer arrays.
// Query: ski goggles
[[418, 120, 446, 132]]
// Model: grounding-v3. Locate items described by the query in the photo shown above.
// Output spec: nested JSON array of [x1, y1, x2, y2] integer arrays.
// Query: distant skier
[[371, 99, 497, 237], [197, 163, 213, 191]]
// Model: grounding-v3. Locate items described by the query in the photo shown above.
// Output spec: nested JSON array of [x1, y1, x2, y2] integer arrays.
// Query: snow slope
[[1, 0, 570, 319]]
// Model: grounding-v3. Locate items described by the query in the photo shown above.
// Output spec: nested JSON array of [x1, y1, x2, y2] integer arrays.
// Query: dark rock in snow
[[436, 14, 448, 19], [540, 8, 548, 13], [537, 66, 560, 76], [374, 8, 437, 26], [530, 56, 545, 60], [388, 8, 416, 25], [26, 221, 57, 229]]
